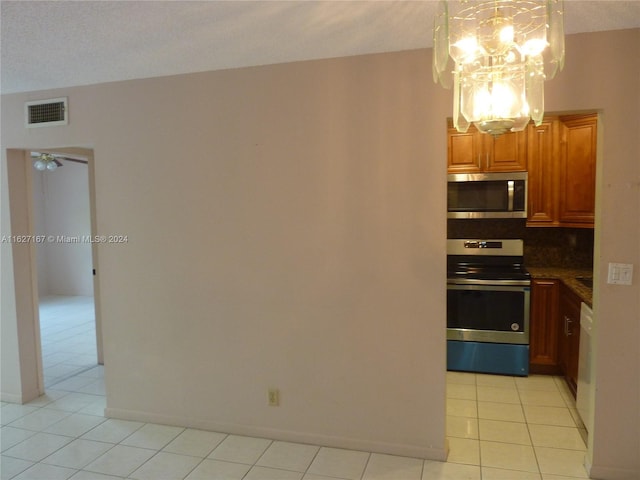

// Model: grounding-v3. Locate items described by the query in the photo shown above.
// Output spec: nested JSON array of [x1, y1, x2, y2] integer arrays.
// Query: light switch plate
[[607, 263, 633, 285]]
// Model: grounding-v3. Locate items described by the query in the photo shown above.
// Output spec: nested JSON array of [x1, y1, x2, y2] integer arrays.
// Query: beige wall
[[1, 150, 43, 402], [1, 29, 639, 475], [545, 30, 640, 479], [1, 49, 449, 458], [1, 151, 25, 402], [32, 161, 93, 297]]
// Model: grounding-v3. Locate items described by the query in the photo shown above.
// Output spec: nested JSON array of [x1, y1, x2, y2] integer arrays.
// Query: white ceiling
[[2, 0, 639, 95]]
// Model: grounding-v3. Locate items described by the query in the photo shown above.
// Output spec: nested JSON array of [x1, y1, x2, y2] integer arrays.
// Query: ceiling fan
[[31, 151, 87, 171]]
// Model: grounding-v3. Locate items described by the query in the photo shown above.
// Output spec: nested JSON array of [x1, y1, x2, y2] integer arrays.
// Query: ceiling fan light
[[33, 159, 47, 171], [46, 160, 58, 171]]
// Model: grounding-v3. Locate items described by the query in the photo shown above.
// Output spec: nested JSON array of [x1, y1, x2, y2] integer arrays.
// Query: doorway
[[6, 148, 102, 396], [31, 150, 100, 389]]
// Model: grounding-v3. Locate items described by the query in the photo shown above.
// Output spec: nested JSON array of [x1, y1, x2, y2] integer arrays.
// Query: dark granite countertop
[[527, 267, 593, 307]]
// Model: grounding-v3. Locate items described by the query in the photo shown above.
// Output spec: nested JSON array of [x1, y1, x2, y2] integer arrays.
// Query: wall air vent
[[25, 97, 68, 128]]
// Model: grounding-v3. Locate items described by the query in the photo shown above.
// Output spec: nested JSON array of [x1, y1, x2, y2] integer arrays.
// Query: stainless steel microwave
[[447, 172, 527, 219]]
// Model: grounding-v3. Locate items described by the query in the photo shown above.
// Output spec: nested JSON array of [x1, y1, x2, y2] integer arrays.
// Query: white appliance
[[577, 302, 594, 433]]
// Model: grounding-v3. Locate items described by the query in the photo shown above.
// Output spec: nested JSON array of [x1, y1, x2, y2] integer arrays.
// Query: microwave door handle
[[507, 180, 514, 211]]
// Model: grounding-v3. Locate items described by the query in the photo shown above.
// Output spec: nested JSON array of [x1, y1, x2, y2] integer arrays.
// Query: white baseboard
[[104, 407, 447, 461], [0, 392, 24, 403], [588, 464, 640, 480], [0, 384, 41, 404]]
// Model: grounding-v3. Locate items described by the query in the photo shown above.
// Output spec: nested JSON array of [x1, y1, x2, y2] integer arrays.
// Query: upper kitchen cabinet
[[526, 113, 597, 228], [527, 118, 558, 224], [558, 114, 597, 226], [447, 120, 528, 173]]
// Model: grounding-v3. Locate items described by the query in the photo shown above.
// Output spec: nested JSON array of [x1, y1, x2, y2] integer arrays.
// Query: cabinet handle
[[566, 316, 573, 336]]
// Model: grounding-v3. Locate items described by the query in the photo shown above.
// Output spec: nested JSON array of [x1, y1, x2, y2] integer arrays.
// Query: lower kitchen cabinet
[[529, 279, 561, 374], [558, 283, 581, 398], [530, 278, 582, 398]]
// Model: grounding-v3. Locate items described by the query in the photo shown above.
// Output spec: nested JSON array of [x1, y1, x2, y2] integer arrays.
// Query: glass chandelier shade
[[33, 153, 59, 171], [433, 0, 565, 137]]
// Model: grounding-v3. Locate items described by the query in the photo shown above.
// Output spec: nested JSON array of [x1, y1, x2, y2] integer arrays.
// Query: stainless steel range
[[447, 239, 531, 376]]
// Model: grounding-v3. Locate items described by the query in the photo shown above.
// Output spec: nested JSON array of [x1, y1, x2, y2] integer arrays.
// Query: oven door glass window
[[447, 285, 527, 332]]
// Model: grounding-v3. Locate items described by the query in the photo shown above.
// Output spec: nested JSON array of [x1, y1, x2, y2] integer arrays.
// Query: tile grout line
[[298, 442, 323, 479], [475, 379, 484, 477], [45, 364, 101, 389], [357, 451, 372, 480]]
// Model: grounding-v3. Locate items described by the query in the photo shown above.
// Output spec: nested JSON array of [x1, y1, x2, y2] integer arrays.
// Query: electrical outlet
[[268, 388, 280, 406]]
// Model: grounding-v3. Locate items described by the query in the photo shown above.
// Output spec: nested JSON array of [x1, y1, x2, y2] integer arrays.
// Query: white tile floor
[[38, 296, 98, 389], [446, 371, 589, 479], [1, 296, 591, 480]]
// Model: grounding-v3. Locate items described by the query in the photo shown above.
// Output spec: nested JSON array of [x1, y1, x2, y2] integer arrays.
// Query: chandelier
[[433, 0, 565, 137], [33, 153, 61, 171]]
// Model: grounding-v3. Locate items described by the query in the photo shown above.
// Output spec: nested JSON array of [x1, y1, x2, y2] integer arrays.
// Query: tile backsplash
[[447, 219, 594, 269]]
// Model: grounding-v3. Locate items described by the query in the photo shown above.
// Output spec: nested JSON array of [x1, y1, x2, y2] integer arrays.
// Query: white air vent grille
[[25, 97, 68, 127]]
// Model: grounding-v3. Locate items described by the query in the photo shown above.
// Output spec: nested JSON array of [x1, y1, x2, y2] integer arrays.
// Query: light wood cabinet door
[[484, 129, 528, 172], [558, 283, 582, 398], [530, 279, 561, 374], [447, 123, 527, 173], [526, 114, 596, 228], [526, 118, 558, 225], [447, 124, 482, 173], [558, 114, 597, 226]]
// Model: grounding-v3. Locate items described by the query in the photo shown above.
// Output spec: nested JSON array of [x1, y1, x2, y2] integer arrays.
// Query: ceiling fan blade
[[57, 156, 87, 165], [30, 152, 88, 165]]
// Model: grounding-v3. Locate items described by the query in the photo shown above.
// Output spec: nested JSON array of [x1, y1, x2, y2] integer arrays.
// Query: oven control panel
[[464, 241, 502, 249]]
